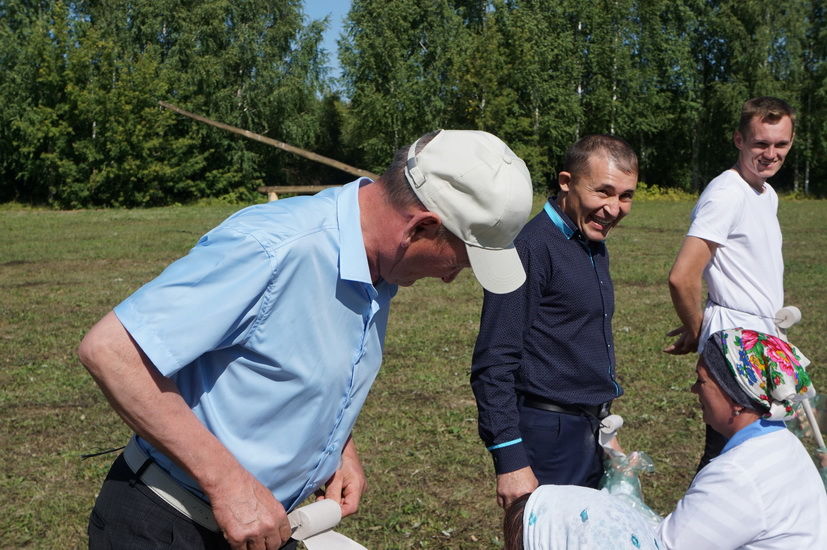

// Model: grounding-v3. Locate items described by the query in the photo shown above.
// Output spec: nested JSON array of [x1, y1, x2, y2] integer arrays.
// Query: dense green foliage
[[0, 0, 335, 206], [342, 0, 827, 194], [2, 1, 826, 206]]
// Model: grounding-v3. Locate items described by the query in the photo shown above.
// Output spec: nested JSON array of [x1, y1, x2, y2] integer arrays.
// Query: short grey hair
[[378, 130, 452, 242], [379, 130, 441, 210]]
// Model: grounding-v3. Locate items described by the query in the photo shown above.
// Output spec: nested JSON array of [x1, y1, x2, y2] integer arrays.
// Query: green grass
[[1, 197, 825, 549]]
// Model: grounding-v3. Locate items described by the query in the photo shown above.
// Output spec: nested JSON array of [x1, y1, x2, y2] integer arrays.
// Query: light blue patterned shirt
[[114, 179, 396, 510]]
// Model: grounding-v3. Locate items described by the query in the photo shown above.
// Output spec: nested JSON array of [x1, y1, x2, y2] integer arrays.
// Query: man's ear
[[733, 129, 744, 150], [403, 211, 442, 243], [558, 171, 573, 193]]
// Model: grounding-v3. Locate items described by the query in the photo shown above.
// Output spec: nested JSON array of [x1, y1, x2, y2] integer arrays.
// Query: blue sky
[[303, 0, 351, 80]]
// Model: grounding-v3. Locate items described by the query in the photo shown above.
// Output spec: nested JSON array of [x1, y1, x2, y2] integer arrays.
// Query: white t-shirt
[[687, 169, 783, 351], [658, 428, 827, 549]]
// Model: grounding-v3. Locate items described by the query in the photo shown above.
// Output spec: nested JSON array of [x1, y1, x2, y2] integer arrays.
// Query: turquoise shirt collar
[[722, 418, 786, 454], [543, 200, 575, 239], [544, 200, 604, 254]]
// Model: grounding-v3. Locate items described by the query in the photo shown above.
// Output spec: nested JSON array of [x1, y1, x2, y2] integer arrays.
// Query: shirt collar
[[336, 178, 374, 285], [543, 199, 576, 239], [722, 418, 786, 454], [544, 199, 604, 254]]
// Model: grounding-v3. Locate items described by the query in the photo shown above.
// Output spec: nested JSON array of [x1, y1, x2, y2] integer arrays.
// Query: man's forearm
[[471, 364, 525, 463], [668, 276, 703, 337], [665, 237, 716, 353], [79, 311, 292, 547], [78, 311, 242, 491]]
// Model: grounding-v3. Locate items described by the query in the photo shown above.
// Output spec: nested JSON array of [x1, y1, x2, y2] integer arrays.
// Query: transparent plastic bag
[[817, 447, 827, 492], [787, 394, 826, 439], [787, 395, 827, 491], [599, 449, 662, 529]]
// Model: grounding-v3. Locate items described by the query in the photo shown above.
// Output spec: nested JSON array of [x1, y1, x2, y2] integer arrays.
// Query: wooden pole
[[158, 101, 379, 180]]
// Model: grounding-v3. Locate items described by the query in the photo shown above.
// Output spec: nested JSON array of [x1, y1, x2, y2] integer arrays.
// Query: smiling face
[[734, 114, 794, 190], [557, 155, 637, 242]]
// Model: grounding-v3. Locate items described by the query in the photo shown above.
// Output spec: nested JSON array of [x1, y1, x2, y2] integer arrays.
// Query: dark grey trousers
[[88, 454, 297, 550]]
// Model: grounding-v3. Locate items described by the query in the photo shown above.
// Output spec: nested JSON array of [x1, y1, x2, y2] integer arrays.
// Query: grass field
[[1, 197, 825, 549]]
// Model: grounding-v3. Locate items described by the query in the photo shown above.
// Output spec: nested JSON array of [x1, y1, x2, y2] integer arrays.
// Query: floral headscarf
[[719, 329, 815, 421]]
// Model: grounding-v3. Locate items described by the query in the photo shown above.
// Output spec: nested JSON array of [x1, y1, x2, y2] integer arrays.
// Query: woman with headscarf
[[504, 328, 827, 550]]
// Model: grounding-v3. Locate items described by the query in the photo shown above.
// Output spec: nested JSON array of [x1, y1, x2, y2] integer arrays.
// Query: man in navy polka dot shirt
[[471, 134, 638, 510]]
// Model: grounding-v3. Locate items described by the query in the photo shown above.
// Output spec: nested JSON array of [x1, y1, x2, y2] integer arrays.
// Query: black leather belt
[[522, 397, 608, 419]]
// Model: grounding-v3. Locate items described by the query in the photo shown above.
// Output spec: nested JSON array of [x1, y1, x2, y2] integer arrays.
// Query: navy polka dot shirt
[[471, 198, 622, 474]]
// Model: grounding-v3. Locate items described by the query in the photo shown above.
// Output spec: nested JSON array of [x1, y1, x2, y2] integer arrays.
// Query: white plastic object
[[288, 499, 341, 540], [303, 531, 368, 550], [599, 414, 624, 447], [775, 306, 802, 329], [287, 499, 367, 549]]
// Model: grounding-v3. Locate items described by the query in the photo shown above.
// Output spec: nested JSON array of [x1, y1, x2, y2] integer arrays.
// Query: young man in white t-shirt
[[664, 96, 796, 468]]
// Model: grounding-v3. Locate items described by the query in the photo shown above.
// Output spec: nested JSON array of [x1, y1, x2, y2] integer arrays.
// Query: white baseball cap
[[404, 130, 533, 294]]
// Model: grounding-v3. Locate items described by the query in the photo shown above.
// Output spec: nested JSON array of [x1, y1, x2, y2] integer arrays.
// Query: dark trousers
[[88, 454, 297, 550], [696, 423, 728, 474], [518, 402, 604, 488]]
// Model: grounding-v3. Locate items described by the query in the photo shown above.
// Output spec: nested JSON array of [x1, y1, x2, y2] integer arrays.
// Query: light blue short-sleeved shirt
[[114, 180, 396, 510]]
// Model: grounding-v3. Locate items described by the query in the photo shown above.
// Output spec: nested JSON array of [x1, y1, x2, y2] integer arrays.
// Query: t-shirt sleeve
[[114, 227, 275, 376], [657, 459, 763, 549], [686, 180, 743, 247]]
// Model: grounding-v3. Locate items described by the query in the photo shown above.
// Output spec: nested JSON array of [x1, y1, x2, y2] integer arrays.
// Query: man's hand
[[316, 436, 366, 517], [663, 325, 699, 355], [604, 434, 626, 456], [208, 468, 292, 550], [496, 467, 538, 510]]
